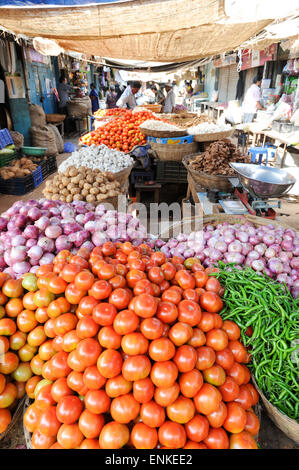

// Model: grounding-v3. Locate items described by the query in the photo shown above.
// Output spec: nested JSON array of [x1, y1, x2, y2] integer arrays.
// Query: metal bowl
[[230, 163, 296, 198]]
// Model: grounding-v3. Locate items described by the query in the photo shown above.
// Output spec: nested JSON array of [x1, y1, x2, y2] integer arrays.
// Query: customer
[[242, 76, 266, 123], [106, 85, 118, 109], [116, 81, 142, 109], [163, 82, 176, 113], [89, 83, 99, 113], [57, 77, 72, 114]]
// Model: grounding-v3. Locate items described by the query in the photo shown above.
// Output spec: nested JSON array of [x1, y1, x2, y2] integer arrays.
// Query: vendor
[[89, 83, 99, 113], [116, 81, 142, 109], [106, 85, 118, 109], [57, 77, 72, 114], [242, 76, 266, 123], [163, 82, 176, 113], [151, 85, 165, 106]]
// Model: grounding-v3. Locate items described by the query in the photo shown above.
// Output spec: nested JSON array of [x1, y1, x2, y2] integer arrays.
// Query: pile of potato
[[43, 166, 122, 204], [0, 157, 38, 180]]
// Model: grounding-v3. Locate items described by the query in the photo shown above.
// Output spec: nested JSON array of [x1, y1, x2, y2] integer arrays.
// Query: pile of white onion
[[154, 221, 299, 299], [0, 199, 149, 279]]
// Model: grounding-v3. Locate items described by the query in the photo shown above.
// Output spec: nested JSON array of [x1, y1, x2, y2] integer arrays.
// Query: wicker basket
[[140, 104, 162, 113], [151, 141, 198, 162], [194, 129, 234, 142], [113, 164, 133, 187], [252, 377, 299, 445], [0, 397, 25, 442], [183, 153, 233, 192], [46, 114, 66, 124], [140, 127, 188, 138]]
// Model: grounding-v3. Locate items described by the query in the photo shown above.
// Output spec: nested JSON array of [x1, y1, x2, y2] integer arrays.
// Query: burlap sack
[[67, 96, 92, 118], [9, 131, 24, 149], [30, 125, 58, 156], [48, 124, 64, 153], [29, 104, 47, 127]]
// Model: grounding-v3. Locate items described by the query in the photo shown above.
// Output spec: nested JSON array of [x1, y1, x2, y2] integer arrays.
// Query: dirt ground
[[0, 147, 298, 450]]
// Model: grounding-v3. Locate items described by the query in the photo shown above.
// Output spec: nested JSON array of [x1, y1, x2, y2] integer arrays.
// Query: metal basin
[[229, 163, 296, 198]]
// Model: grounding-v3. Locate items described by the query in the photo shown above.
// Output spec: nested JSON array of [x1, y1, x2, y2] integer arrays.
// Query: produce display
[[214, 264, 299, 422], [188, 140, 251, 176], [164, 114, 212, 128], [139, 120, 182, 131], [187, 122, 232, 135], [58, 145, 133, 173], [93, 109, 128, 119], [0, 158, 39, 180], [155, 221, 299, 299], [0, 199, 148, 279], [14, 243, 260, 449], [43, 168, 122, 204], [80, 110, 160, 152]]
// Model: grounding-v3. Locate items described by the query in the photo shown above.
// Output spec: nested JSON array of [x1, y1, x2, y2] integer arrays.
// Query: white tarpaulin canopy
[[0, 0, 298, 62]]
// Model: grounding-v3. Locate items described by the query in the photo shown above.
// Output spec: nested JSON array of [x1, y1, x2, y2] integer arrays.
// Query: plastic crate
[[147, 135, 194, 145], [130, 169, 155, 184], [154, 160, 187, 184], [0, 151, 18, 168], [39, 159, 48, 180], [47, 155, 57, 175], [0, 166, 43, 196], [0, 129, 14, 150]]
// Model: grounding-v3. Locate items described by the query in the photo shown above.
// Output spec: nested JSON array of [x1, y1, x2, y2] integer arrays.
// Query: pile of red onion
[[0, 199, 149, 279], [154, 221, 299, 299]]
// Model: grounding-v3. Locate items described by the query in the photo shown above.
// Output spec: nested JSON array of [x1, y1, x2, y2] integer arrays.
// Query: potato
[[86, 194, 96, 203], [61, 188, 69, 196], [86, 174, 94, 184], [67, 183, 75, 191], [58, 183, 64, 190], [73, 194, 83, 201], [71, 187, 80, 195], [83, 183, 92, 191], [99, 186, 107, 194], [81, 188, 89, 198], [71, 175, 81, 185], [78, 180, 85, 189], [66, 195, 73, 203], [97, 193, 107, 202], [106, 172, 115, 181], [52, 187, 59, 194], [51, 194, 60, 201], [69, 168, 79, 178], [96, 176, 104, 184], [59, 195, 66, 202], [23, 169, 31, 175], [61, 176, 69, 186], [90, 187, 99, 195]]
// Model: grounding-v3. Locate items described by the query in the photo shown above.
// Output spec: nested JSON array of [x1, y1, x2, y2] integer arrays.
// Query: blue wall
[[7, 43, 31, 145], [26, 57, 58, 114]]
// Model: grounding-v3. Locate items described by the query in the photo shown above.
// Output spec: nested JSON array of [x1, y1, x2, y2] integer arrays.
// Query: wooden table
[[261, 130, 299, 168], [185, 174, 223, 217], [135, 183, 161, 203]]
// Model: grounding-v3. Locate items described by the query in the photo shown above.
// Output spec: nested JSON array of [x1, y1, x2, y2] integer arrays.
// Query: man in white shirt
[[163, 82, 176, 113], [242, 76, 265, 123], [116, 81, 142, 109]]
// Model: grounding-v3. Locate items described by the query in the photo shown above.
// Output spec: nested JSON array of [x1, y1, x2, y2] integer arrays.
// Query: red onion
[[255, 243, 266, 256], [28, 207, 42, 221], [241, 243, 252, 256], [11, 235, 25, 246], [265, 247, 276, 259], [13, 261, 30, 274], [0, 217, 8, 230], [45, 225, 63, 239], [236, 231, 249, 243], [225, 253, 244, 264], [23, 225, 39, 239], [268, 258, 284, 274], [4, 251, 12, 266], [155, 239, 165, 249], [263, 268, 274, 278], [83, 212, 95, 224], [214, 241, 227, 253], [10, 246, 27, 263], [247, 251, 260, 262], [92, 232, 108, 246], [27, 245, 43, 261], [276, 273, 291, 285], [248, 235, 259, 245], [290, 257, 299, 269], [161, 245, 171, 257], [63, 222, 81, 236], [281, 239, 293, 251], [81, 241, 94, 252], [251, 259, 266, 271], [0, 255, 5, 268], [49, 217, 61, 225], [209, 249, 222, 262], [55, 235, 72, 251], [35, 216, 50, 231], [39, 253, 55, 265], [38, 237, 55, 252], [228, 242, 242, 253]]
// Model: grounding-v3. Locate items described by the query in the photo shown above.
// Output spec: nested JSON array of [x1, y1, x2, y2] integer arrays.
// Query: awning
[[0, 0, 273, 62]]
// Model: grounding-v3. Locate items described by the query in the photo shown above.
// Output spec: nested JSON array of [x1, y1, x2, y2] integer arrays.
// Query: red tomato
[[84, 389, 111, 414], [219, 377, 240, 402], [56, 395, 83, 424], [78, 409, 104, 439], [196, 346, 216, 370], [244, 410, 260, 435], [234, 384, 253, 410], [133, 377, 155, 404], [154, 382, 180, 407], [222, 320, 241, 340], [204, 427, 229, 449], [110, 393, 140, 424], [150, 361, 178, 388], [173, 345, 197, 373], [228, 340, 247, 363], [206, 329, 229, 351], [177, 300, 201, 326], [92, 303, 117, 326], [200, 292, 223, 313], [131, 423, 158, 449], [121, 333, 149, 356], [207, 401, 227, 428], [51, 378, 73, 402], [188, 328, 206, 348], [166, 396, 195, 424], [229, 431, 258, 449], [185, 414, 209, 442], [83, 365, 106, 390], [38, 406, 61, 437], [158, 421, 186, 449], [149, 338, 175, 362], [215, 347, 235, 370], [223, 402, 247, 433], [203, 364, 226, 386], [76, 316, 99, 339], [140, 400, 165, 428], [99, 422, 129, 449], [140, 317, 163, 340], [113, 310, 139, 335], [109, 288, 130, 310], [122, 355, 151, 381], [97, 349, 123, 378], [169, 322, 193, 347], [98, 326, 122, 350], [194, 383, 222, 415], [205, 278, 221, 294], [156, 301, 178, 324], [57, 423, 83, 449], [105, 375, 132, 398]]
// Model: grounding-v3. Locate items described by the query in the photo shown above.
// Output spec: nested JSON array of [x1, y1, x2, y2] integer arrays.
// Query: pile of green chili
[[212, 262, 299, 422]]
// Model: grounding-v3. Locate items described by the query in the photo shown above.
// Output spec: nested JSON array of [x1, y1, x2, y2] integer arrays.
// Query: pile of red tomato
[[80, 110, 160, 152], [93, 109, 128, 119], [2, 241, 260, 450]]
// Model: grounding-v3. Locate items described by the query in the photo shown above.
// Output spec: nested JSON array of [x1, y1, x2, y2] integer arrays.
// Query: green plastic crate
[[21, 146, 47, 157]]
